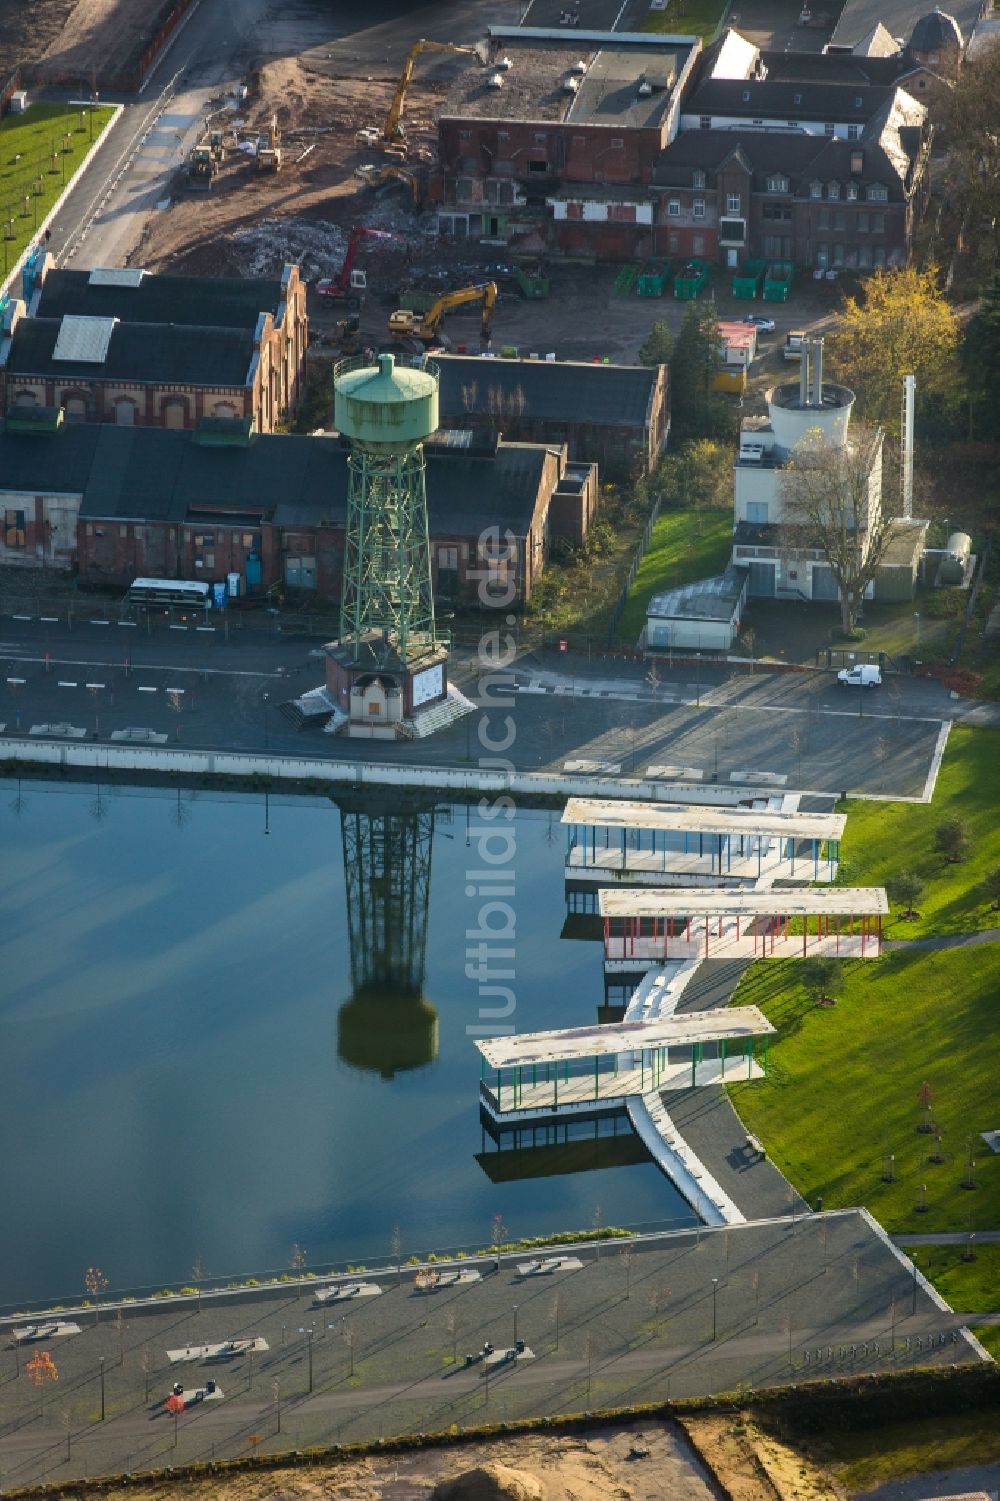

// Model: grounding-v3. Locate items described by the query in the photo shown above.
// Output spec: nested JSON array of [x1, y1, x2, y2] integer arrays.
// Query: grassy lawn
[[910, 1243, 1000, 1316], [729, 944, 1000, 1234], [1, 104, 116, 279], [641, 0, 729, 39], [614, 507, 733, 644], [809, 1407, 1000, 1493], [839, 726, 1000, 937]]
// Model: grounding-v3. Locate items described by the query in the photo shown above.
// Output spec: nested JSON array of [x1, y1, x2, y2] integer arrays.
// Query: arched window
[[161, 398, 187, 430], [114, 398, 137, 426]]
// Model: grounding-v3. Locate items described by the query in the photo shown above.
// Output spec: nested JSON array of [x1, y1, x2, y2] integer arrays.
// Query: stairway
[[400, 684, 476, 739]]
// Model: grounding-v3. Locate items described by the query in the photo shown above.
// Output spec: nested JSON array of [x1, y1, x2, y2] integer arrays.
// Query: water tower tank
[[767, 381, 855, 452], [334, 353, 439, 454]]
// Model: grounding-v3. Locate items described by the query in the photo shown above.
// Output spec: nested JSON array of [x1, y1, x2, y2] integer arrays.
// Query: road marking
[[165, 687, 186, 695], [90, 619, 111, 626], [196, 626, 216, 633], [85, 682, 106, 690], [57, 680, 77, 688], [40, 616, 59, 623], [169, 625, 188, 631], [118, 620, 138, 627], [12, 614, 32, 621], [137, 686, 158, 694], [6, 677, 26, 685]]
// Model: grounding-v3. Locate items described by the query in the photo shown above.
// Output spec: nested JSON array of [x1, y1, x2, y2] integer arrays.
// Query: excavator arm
[[384, 38, 481, 142], [389, 282, 498, 344]]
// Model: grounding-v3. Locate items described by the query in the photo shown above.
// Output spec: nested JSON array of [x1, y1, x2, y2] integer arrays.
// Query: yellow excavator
[[389, 282, 497, 346], [355, 163, 425, 208], [256, 114, 281, 173], [383, 38, 482, 142]]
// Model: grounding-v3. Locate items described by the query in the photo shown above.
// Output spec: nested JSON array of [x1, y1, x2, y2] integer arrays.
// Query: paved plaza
[[0, 1213, 985, 1490]]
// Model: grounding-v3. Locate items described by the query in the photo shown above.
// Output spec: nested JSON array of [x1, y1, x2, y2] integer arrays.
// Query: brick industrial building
[[435, 22, 933, 268], [0, 418, 597, 606], [437, 26, 701, 257], [0, 263, 308, 433], [434, 353, 669, 477]]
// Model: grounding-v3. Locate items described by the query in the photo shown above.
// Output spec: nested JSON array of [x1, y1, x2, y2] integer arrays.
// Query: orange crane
[[389, 282, 498, 345], [383, 39, 482, 143]]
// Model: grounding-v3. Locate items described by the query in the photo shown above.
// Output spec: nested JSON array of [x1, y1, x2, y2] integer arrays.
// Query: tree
[[779, 425, 895, 637], [889, 869, 924, 918], [935, 815, 970, 862], [960, 275, 1000, 440], [639, 319, 673, 366], [832, 267, 959, 438], [938, 37, 1000, 268], [985, 866, 1000, 910], [917, 1080, 936, 1134], [670, 302, 730, 442], [84, 1266, 109, 1323], [490, 1213, 508, 1272], [801, 955, 839, 1005], [655, 439, 731, 512], [25, 1350, 58, 1418], [289, 1242, 307, 1271]]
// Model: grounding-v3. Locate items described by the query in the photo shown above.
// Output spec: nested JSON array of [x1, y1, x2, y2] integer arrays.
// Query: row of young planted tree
[[638, 262, 1000, 638]]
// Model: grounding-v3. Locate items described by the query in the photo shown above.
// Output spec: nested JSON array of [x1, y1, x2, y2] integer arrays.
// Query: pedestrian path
[[885, 927, 1000, 952]]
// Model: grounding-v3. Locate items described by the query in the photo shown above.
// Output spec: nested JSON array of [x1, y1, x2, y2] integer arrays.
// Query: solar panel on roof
[[52, 315, 117, 364]]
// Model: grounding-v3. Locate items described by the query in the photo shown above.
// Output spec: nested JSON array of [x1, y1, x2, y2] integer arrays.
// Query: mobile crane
[[389, 282, 497, 346], [315, 226, 404, 306], [382, 38, 482, 143]]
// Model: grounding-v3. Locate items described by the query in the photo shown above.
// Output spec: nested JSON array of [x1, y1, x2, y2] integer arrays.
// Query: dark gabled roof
[[756, 48, 902, 84], [0, 425, 550, 539], [684, 76, 895, 120], [5, 317, 255, 387], [653, 123, 910, 195], [435, 354, 659, 430], [35, 269, 284, 329]]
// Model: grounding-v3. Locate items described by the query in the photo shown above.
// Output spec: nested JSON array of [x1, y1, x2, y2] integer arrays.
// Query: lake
[[0, 777, 692, 1305]]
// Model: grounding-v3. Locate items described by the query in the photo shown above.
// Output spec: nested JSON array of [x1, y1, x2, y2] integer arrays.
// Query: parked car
[[742, 314, 776, 332], [837, 664, 882, 688]]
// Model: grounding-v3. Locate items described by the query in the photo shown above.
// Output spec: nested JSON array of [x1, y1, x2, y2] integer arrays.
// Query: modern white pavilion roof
[[476, 1005, 775, 1070], [599, 886, 888, 917], [562, 797, 845, 843]]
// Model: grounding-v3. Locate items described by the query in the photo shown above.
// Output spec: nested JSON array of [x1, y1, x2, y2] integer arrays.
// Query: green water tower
[[335, 352, 439, 661]]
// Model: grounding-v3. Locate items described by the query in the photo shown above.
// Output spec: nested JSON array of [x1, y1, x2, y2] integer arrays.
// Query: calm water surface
[[0, 780, 691, 1304]]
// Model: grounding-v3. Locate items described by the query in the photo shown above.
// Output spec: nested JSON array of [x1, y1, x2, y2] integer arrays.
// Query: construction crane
[[354, 163, 425, 208], [389, 282, 497, 346], [383, 38, 482, 143], [256, 114, 281, 173], [315, 226, 404, 307]]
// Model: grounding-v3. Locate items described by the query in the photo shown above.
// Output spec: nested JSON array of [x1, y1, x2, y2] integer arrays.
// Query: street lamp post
[[307, 1327, 314, 1393], [262, 690, 270, 749], [513, 1305, 518, 1345], [711, 1278, 719, 1341], [99, 1355, 106, 1421], [913, 612, 921, 650]]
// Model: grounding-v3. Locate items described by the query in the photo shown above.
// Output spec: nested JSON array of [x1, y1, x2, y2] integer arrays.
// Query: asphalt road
[[0, 1211, 982, 1490], [0, 614, 958, 796]]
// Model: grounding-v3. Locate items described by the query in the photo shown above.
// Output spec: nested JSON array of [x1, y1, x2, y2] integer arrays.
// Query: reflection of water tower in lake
[[336, 794, 440, 1080], [324, 353, 450, 736]]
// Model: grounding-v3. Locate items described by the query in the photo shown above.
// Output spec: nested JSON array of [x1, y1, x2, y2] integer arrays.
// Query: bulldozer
[[389, 282, 497, 347], [188, 140, 217, 190], [256, 114, 282, 172]]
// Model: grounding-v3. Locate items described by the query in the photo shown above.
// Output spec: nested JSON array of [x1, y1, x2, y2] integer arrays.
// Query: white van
[[837, 664, 882, 688]]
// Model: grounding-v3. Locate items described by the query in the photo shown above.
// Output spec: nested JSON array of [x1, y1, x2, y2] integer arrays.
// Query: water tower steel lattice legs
[[339, 445, 436, 659], [325, 353, 449, 736]]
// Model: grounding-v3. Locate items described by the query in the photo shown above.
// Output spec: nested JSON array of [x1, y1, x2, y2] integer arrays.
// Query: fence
[[606, 495, 664, 646]]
